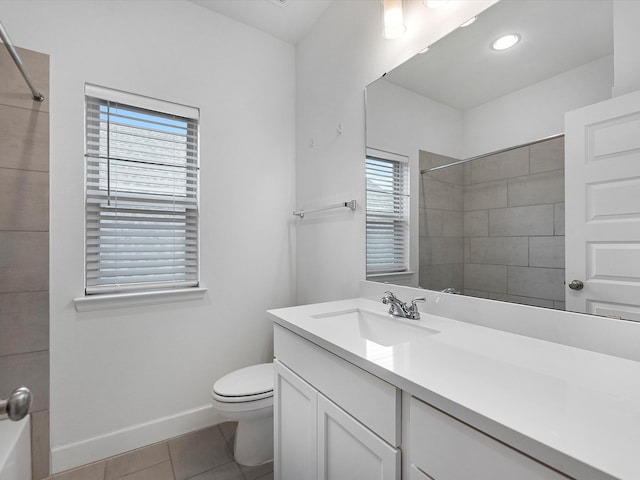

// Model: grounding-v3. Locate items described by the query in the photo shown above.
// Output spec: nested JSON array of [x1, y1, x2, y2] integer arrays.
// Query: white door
[[274, 360, 317, 480], [565, 89, 640, 320], [317, 394, 400, 480]]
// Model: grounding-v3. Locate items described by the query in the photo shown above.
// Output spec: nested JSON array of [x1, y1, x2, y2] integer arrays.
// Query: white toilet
[[211, 362, 274, 466]]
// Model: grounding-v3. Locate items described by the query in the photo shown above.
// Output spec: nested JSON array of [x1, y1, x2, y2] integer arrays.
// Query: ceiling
[[188, 0, 333, 44], [383, 0, 614, 111]]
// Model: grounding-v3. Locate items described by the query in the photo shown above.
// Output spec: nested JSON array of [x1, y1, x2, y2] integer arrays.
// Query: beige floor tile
[[185, 462, 243, 480], [105, 442, 170, 480], [240, 461, 273, 480], [51, 461, 105, 480], [217, 422, 237, 449], [169, 426, 233, 480], [118, 461, 174, 480]]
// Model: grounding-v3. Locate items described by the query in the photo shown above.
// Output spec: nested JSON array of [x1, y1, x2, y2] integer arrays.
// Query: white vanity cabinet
[[274, 324, 401, 480], [408, 397, 569, 480]]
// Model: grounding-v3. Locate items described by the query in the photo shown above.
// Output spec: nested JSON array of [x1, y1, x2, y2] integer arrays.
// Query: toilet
[[211, 362, 274, 466]]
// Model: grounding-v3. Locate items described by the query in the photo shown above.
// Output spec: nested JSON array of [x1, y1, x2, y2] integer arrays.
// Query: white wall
[[463, 55, 614, 158], [613, 0, 640, 96], [295, 0, 498, 305], [0, 0, 295, 472]]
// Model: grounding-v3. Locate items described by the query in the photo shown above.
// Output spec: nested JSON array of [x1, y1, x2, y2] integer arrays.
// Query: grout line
[[166, 440, 178, 480]]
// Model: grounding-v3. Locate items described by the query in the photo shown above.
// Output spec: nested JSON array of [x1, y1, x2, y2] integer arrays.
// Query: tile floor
[[45, 422, 273, 480]]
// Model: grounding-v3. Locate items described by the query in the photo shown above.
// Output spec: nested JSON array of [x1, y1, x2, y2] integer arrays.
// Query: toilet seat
[[212, 362, 273, 403]]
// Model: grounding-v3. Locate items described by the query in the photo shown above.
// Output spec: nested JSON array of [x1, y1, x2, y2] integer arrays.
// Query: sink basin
[[312, 308, 439, 346]]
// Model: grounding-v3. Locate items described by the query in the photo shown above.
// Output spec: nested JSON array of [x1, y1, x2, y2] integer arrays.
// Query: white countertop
[[268, 297, 640, 480]]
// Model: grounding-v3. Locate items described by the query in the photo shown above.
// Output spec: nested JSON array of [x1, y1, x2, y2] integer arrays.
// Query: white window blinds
[[366, 153, 409, 275], [85, 88, 199, 294]]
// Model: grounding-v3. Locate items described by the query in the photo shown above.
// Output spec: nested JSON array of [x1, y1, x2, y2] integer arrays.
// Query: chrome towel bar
[[293, 200, 356, 218]]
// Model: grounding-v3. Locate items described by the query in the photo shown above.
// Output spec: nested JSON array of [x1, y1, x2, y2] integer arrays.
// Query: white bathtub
[[0, 417, 31, 480]]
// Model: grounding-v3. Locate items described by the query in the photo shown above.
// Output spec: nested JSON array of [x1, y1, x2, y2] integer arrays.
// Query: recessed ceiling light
[[491, 33, 520, 51], [460, 16, 477, 28], [418, 46, 429, 54]]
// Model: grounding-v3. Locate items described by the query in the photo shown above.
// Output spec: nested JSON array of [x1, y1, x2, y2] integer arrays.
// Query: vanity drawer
[[274, 324, 400, 446], [409, 397, 569, 480]]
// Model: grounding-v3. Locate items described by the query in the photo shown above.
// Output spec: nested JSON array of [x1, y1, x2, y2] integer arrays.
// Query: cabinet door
[[317, 394, 400, 480], [274, 360, 317, 480]]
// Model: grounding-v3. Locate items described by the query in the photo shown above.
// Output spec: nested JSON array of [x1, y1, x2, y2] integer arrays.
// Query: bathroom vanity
[[268, 297, 640, 480]]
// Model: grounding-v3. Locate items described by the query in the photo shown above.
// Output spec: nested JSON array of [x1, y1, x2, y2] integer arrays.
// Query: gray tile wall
[[419, 151, 464, 292], [419, 136, 566, 308], [0, 46, 50, 479]]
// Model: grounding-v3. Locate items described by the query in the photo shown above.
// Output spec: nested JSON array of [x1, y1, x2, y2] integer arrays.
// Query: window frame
[[83, 84, 200, 297], [365, 148, 410, 277]]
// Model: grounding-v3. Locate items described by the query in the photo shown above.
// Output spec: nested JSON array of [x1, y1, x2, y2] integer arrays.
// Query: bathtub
[[0, 417, 31, 480]]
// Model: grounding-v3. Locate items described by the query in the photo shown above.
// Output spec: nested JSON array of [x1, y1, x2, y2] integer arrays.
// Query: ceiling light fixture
[[460, 16, 477, 27], [424, 0, 449, 8], [381, 0, 406, 39], [491, 33, 520, 51]]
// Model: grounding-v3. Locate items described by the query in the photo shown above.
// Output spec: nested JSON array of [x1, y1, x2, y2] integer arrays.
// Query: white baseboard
[[51, 404, 223, 474]]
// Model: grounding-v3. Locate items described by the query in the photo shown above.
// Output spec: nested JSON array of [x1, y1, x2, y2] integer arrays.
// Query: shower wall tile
[[464, 263, 507, 293], [469, 146, 529, 184], [530, 236, 565, 268], [430, 237, 463, 265], [31, 409, 50, 480], [0, 231, 49, 292], [0, 292, 49, 355], [530, 136, 564, 174], [0, 47, 49, 112], [508, 266, 565, 302], [1, 45, 50, 479], [468, 236, 528, 266], [422, 179, 455, 210], [429, 152, 464, 185], [0, 104, 50, 172], [489, 205, 554, 236], [421, 208, 443, 237], [464, 180, 507, 211], [555, 203, 565, 235], [0, 350, 49, 412], [442, 210, 463, 237], [418, 237, 433, 267], [0, 167, 49, 231], [464, 210, 489, 237], [422, 264, 463, 292], [463, 289, 489, 298], [419, 150, 432, 171], [453, 184, 464, 211], [508, 170, 564, 207], [488, 292, 555, 309]]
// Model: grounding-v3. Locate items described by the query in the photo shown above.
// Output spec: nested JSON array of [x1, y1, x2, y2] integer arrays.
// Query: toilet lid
[[213, 362, 274, 398]]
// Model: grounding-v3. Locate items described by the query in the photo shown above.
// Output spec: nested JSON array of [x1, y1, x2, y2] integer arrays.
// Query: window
[[84, 85, 199, 295], [365, 151, 409, 275]]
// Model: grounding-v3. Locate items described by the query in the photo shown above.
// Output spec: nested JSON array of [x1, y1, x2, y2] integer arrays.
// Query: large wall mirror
[[365, 0, 640, 320]]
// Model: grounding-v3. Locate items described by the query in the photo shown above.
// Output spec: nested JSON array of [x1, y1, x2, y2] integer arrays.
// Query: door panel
[[565, 89, 640, 319]]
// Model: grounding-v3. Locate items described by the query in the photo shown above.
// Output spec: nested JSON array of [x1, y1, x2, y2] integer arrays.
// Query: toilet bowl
[[211, 362, 274, 466]]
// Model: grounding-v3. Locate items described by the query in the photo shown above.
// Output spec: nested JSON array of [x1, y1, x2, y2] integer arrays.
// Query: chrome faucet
[[381, 291, 425, 320]]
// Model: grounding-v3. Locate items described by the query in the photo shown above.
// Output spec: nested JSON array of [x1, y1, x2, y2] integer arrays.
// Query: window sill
[[367, 271, 415, 279], [73, 287, 208, 312]]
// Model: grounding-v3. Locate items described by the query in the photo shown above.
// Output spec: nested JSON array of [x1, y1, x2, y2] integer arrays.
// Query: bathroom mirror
[[365, 0, 618, 315]]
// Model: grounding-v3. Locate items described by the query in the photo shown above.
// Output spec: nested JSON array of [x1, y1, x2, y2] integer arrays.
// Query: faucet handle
[[407, 297, 425, 320]]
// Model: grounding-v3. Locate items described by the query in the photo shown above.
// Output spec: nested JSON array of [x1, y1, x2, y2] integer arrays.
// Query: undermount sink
[[312, 308, 439, 346]]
